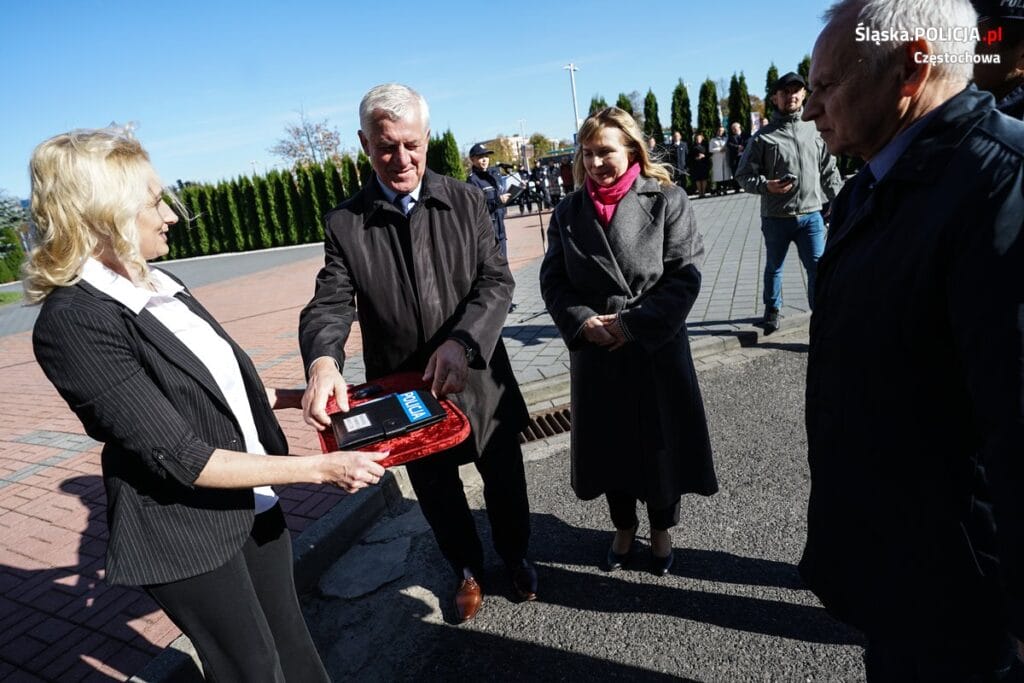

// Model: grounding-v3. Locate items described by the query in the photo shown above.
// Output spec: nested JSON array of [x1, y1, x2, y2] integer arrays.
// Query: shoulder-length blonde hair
[[572, 107, 674, 188], [23, 127, 165, 303]]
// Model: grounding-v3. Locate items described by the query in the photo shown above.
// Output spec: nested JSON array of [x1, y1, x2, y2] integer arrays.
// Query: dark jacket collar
[[358, 169, 454, 216]]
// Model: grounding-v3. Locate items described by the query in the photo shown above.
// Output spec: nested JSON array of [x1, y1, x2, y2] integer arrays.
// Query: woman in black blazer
[[26, 127, 386, 682]]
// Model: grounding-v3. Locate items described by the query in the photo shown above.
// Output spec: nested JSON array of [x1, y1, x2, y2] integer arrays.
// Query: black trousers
[[606, 491, 681, 531], [865, 626, 1022, 682], [145, 505, 329, 683], [405, 436, 530, 576]]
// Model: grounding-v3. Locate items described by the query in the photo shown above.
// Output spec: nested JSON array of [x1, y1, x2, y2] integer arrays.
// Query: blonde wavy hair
[[24, 126, 168, 303], [573, 107, 674, 188]]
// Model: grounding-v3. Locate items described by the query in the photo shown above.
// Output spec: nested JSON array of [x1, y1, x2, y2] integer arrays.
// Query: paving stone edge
[[130, 312, 811, 682]]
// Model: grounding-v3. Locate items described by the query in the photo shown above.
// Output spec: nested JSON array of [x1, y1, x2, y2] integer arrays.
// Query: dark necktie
[[393, 193, 413, 215]]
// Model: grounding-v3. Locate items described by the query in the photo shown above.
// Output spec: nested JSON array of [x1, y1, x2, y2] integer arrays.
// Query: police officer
[[973, 0, 1024, 119], [466, 143, 511, 256]]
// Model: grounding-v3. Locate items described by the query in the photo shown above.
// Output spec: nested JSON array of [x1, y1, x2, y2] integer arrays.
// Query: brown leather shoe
[[509, 559, 538, 602], [455, 576, 483, 623]]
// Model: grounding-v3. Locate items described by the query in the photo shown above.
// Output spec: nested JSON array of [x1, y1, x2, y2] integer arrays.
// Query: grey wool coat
[[539, 175, 718, 508]]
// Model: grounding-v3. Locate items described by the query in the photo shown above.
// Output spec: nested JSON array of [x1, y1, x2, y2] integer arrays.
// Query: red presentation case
[[316, 371, 471, 468]]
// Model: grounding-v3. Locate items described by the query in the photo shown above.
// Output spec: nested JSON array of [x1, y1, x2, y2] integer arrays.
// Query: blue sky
[[1, 0, 832, 199]]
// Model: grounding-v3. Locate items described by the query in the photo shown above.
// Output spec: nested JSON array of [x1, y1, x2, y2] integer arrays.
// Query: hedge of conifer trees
[[164, 130, 464, 261]]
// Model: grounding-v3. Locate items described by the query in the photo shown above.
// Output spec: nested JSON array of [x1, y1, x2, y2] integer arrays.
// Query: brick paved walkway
[[0, 191, 813, 680]]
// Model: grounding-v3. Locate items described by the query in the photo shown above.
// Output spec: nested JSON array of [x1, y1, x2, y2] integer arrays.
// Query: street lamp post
[[563, 63, 581, 140]]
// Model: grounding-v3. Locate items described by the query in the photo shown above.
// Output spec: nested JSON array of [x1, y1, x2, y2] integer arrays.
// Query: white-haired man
[[299, 84, 535, 623], [800, 0, 1024, 678]]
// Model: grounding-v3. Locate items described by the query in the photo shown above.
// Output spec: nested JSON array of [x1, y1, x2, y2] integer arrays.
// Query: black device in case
[[330, 390, 447, 449]]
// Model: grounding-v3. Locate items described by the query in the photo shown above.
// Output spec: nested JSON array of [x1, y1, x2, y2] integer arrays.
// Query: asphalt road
[[303, 332, 866, 682]]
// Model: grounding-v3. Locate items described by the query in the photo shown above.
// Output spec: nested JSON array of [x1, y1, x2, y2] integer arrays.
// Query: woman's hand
[[319, 450, 388, 493], [595, 314, 628, 350], [581, 315, 626, 350]]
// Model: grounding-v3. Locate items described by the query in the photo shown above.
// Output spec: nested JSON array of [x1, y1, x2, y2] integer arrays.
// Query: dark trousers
[[606, 491, 681, 531], [865, 627, 1022, 682], [405, 437, 530, 576], [146, 505, 328, 683]]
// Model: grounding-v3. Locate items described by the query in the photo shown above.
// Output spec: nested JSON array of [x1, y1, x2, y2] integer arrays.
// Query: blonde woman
[[539, 108, 718, 576], [27, 127, 385, 681]]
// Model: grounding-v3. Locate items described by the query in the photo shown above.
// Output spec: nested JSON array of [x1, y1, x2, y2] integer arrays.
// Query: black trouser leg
[[606, 492, 680, 531], [606, 491, 638, 530], [648, 499, 681, 531], [405, 447, 484, 576], [145, 506, 328, 683], [475, 438, 530, 567]]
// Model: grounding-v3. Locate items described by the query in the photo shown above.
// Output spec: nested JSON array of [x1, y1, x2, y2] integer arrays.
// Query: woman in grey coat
[[540, 107, 718, 575]]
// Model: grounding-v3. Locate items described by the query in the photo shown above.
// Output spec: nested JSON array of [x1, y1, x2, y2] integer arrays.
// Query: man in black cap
[[466, 143, 512, 257], [973, 0, 1024, 119], [735, 71, 841, 333]]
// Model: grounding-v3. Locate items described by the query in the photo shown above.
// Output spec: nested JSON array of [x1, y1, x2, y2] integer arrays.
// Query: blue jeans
[[761, 212, 825, 311]]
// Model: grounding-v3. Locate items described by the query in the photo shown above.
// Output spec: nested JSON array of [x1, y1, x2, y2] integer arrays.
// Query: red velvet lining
[[316, 371, 471, 467]]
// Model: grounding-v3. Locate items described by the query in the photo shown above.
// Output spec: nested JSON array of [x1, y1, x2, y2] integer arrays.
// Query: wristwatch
[[450, 337, 477, 364]]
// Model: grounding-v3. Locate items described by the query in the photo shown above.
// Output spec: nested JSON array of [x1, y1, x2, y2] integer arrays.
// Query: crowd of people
[[20, 0, 1024, 680]]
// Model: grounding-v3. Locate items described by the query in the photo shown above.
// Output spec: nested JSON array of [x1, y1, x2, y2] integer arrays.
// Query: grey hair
[[358, 83, 430, 133], [824, 0, 978, 84]]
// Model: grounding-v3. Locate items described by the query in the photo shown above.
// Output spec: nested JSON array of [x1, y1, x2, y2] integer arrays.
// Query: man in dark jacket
[[725, 122, 748, 192], [801, 0, 1024, 679], [299, 84, 535, 624], [466, 143, 511, 256], [973, 0, 1024, 120], [667, 130, 688, 188]]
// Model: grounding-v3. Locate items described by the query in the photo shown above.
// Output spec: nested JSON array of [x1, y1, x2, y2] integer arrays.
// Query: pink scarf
[[585, 162, 642, 228]]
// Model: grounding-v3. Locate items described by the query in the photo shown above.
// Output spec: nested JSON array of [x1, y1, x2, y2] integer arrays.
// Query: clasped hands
[[581, 314, 628, 351]]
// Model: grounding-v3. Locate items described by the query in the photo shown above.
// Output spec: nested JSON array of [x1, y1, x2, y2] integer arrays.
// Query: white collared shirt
[[80, 258, 278, 514]]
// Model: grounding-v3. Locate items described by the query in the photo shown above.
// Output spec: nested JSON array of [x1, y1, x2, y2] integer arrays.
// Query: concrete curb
[[131, 312, 812, 682]]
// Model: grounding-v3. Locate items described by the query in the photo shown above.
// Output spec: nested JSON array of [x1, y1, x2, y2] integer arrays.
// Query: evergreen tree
[[588, 94, 609, 116], [643, 89, 664, 141], [214, 181, 239, 252], [323, 157, 345, 207], [184, 186, 210, 255], [308, 164, 330, 240], [281, 169, 304, 246], [200, 185, 220, 254], [266, 170, 290, 246], [426, 133, 444, 175], [696, 79, 721, 139], [296, 166, 321, 243], [342, 155, 361, 195], [727, 72, 753, 134], [256, 174, 278, 248], [765, 62, 779, 119], [615, 93, 634, 116], [438, 129, 465, 180], [737, 73, 752, 133], [670, 79, 694, 141], [0, 227, 25, 282], [798, 54, 811, 84], [357, 151, 374, 187], [228, 179, 249, 250]]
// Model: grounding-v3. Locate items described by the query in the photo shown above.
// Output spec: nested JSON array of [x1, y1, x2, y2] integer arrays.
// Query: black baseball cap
[[469, 143, 494, 158], [774, 72, 807, 92], [972, 0, 1024, 21]]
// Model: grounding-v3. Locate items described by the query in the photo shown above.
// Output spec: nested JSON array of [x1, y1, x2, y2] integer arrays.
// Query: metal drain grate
[[519, 405, 571, 443]]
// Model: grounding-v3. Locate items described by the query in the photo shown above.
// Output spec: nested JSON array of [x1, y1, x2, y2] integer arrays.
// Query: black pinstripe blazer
[[32, 270, 288, 586]]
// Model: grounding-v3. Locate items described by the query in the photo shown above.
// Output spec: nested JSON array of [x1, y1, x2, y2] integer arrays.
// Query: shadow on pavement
[[0, 475, 166, 679]]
